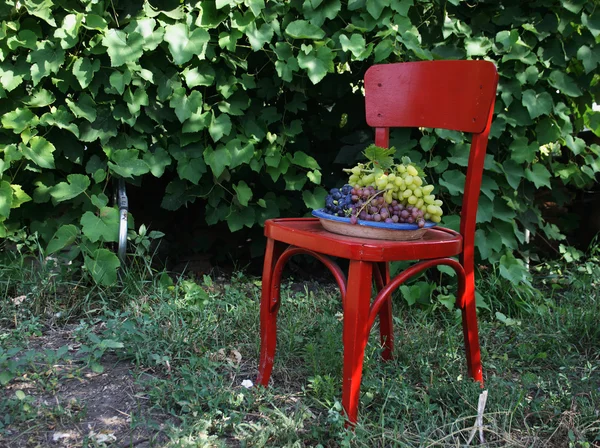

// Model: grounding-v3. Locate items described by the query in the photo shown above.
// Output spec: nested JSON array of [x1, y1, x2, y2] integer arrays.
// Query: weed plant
[[1, 238, 599, 447]]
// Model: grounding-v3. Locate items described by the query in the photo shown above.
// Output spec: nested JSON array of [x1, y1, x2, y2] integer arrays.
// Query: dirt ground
[[0, 326, 175, 448]]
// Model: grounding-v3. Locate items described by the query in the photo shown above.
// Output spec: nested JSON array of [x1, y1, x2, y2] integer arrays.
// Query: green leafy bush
[[0, 0, 599, 283]]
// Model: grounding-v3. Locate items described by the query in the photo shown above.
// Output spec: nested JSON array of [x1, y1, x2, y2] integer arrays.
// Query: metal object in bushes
[[115, 178, 128, 264]]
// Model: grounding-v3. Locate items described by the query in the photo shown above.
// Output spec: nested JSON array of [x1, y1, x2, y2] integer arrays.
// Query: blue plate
[[312, 208, 437, 230]]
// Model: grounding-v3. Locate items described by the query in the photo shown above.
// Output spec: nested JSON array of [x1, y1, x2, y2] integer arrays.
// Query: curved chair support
[[367, 258, 466, 331], [270, 246, 347, 312]]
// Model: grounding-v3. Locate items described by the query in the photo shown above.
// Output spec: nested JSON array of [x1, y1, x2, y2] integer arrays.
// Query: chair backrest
[[364, 60, 499, 264]]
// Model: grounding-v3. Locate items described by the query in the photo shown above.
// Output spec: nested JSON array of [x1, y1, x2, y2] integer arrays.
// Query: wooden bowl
[[312, 209, 437, 241]]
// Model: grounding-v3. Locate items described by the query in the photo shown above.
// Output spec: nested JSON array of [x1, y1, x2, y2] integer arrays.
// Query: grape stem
[[342, 168, 375, 173], [353, 188, 391, 218]]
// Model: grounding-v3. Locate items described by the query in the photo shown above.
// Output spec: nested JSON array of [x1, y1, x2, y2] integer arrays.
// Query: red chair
[[256, 60, 499, 424]]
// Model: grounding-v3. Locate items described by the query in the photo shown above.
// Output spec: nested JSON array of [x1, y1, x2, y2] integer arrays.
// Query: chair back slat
[[365, 61, 498, 134]]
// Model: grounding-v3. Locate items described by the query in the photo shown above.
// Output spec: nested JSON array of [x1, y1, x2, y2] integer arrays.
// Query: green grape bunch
[[343, 145, 444, 224]]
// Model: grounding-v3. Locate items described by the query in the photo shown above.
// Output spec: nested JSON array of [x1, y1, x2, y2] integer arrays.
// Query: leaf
[[50, 174, 91, 202], [226, 206, 255, 231], [170, 88, 203, 123], [285, 20, 326, 40], [297, 45, 334, 84], [84, 248, 120, 286], [525, 164, 552, 189], [143, 147, 172, 177], [28, 40, 65, 85], [66, 93, 97, 122], [367, 0, 389, 19], [21, 137, 56, 169], [46, 225, 79, 254], [548, 70, 582, 97], [509, 137, 538, 164], [209, 112, 232, 142], [54, 13, 82, 49], [502, 160, 524, 189], [7, 30, 38, 50], [24, 88, 55, 108], [15, 390, 26, 400], [291, 151, 320, 169], [183, 64, 215, 88], [125, 18, 164, 51], [227, 139, 255, 169], [302, 187, 327, 210], [108, 150, 150, 178], [72, 57, 100, 89], [246, 21, 274, 51], [521, 89, 553, 119], [204, 146, 232, 178], [339, 34, 367, 58], [234, 181, 253, 206], [0, 181, 12, 218], [476, 195, 493, 223], [164, 23, 210, 65], [109, 70, 131, 96], [82, 14, 107, 30], [1, 108, 38, 134], [102, 29, 144, 67], [124, 87, 149, 115], [439, 170, 465, 195], [245, 0, 265, 16], [577, 45, 600, 74], [81, 208, 119, 243]]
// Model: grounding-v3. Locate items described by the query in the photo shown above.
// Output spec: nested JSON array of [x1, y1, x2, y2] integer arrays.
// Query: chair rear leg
[[375, 262, 393, 360], [257, 238, 286, 387], [459, 276, 483, 384], [342, 260, 373, 425]]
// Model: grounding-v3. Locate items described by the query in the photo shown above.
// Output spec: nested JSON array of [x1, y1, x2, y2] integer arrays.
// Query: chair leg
[[375, 262, 393, 361], [257, 238, 286, 387], [459, 276, 483, 384], [342, 260, 373, 425]]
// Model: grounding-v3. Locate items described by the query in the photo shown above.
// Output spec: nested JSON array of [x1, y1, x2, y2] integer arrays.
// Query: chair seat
[[265, 218, 462, 262]]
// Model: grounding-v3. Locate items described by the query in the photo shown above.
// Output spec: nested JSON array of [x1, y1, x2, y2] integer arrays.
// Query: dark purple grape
[[373, 214, 382, 222], [417, 219, 425, 228], [401, 210, 409, 219], [365, 214, 373, 221], [359, 211, 367, 220], [385, 218, 393, 223], [351, 195, 359, 202], [350, 215, 358, 225], [380, 209, 389, 219], [391, 215, 399, 223], [407, 216, 414, 223]]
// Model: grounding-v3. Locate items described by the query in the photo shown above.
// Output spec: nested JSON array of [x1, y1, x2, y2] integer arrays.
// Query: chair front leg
[[257, 238, 286, 387], [342, 260, 373, 425], [374, 262, 393, 360], [458, 269, 483, 384]]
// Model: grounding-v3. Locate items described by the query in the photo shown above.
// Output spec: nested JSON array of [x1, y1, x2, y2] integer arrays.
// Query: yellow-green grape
[[397, 164, 407, 174], [433, 199, 443, 207], [413, 187, 422, 197], [385, 190, 394, 204], [424, 212, 431, 220], [430, 215, 442, 223], [413, 176, 423, 187], [394, 177, 405, 189], [402, 189, 413, 199], [426, 204, 437, 215], [407, 195, 417, 205], [349, 174, 359, 184], [363, 173, 375, 185], [351, 166, 361, 175], [388, 173, 396, 182], [422, 185, 434, 195], [404, 175, 414, 186], [376, 175, 388, 189], [416, 198, 424, 209], [424, 194, 435, 204], [406, 165, 419, 177]]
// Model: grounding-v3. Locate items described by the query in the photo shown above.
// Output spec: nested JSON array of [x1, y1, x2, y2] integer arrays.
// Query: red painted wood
[[365, 60, 498, 133], [257, 60, 498, 424], [257, 238, 286, 387], [265, 219, 462, 261], [342, 260, 372, 425]]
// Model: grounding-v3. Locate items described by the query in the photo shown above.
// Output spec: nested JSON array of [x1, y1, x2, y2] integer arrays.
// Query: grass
[[0, 245, 599, 447]]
